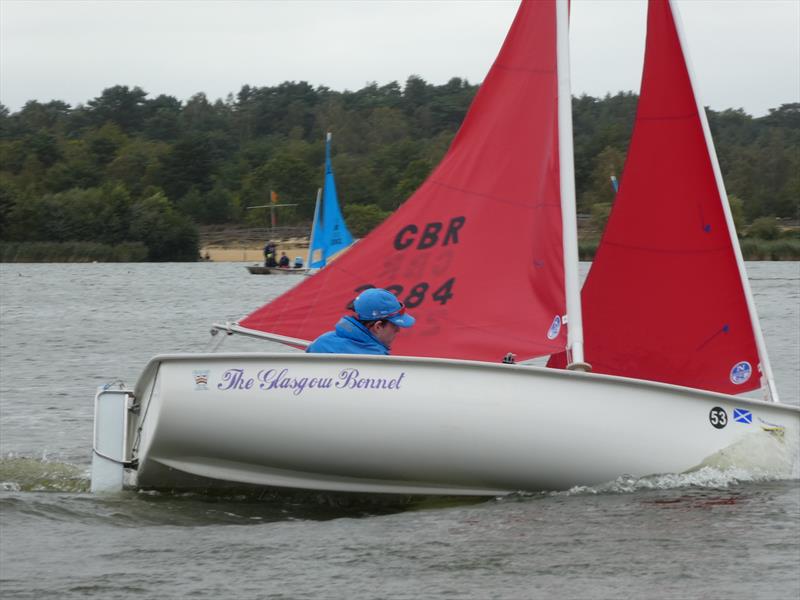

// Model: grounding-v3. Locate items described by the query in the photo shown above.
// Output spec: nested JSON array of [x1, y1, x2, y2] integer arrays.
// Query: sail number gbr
[[353, 278, 455, 309]]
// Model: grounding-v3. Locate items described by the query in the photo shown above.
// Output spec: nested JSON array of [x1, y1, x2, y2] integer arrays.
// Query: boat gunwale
[[133, 352, 800, 414]]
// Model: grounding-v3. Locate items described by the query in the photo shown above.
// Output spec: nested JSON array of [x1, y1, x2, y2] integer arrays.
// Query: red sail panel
[[549, 0, 761, 394], [240, 0, 566, 362]]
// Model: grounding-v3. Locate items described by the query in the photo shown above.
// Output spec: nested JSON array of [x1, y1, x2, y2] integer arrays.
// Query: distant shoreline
[[2, 238, 799, 262], [201, 243, 308, 263]]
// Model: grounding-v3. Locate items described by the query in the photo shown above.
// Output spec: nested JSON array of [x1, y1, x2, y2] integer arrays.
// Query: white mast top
[[669, 0, 779, 402], [556, 0, 587, 370]]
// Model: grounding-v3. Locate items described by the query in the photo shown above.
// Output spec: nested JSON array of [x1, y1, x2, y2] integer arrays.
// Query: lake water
[[1, 261, 798, 599]]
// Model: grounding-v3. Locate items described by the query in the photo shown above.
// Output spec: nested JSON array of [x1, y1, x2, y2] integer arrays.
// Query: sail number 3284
[[353, 277, 455, 309]]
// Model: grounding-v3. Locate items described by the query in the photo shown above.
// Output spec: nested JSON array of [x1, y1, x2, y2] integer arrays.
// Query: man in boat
[[278, 252, 290, 268], [263, 241, 279, 267], [306, 288, 415, 355]]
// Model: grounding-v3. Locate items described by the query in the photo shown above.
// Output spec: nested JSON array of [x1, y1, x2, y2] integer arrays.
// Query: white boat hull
[[127, 354, 799, 496]]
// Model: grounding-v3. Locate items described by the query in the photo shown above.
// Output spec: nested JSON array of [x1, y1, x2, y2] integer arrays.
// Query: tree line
[[0, 79, 797, 261]]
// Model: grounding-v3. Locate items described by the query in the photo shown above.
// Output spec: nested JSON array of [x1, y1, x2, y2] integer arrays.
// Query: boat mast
[[556, 0, 588, 371], [307, 187, 322, 267], [670, 0, 779, 403]]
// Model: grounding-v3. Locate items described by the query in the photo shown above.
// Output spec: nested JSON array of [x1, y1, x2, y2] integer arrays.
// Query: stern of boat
[[90, 359, 162, 492]]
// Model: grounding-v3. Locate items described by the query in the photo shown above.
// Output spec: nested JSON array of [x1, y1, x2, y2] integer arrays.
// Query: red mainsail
[[240, 0, 567, 362], [549, 0, 761, 395]]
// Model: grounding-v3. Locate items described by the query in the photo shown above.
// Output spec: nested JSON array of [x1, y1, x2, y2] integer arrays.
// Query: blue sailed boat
[[307, 132, 354, 269], [246, 132, 353, 275]]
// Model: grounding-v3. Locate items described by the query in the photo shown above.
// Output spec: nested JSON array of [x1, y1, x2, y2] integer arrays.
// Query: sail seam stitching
[[635, 113, 697, 121], [494, 64, 555, 75], [602, 240, 729, 254], [430, 180, 560, 209]]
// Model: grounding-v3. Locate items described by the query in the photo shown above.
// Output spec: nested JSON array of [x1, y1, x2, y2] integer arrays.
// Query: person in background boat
[[263, 241, 277, 267], [278, 252, 290, 268], [306, 288, 415, 355], [293, 256, 304, 269]]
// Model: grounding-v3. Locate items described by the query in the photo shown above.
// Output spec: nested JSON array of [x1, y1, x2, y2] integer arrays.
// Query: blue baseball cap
[[353, 288, 415, 328]]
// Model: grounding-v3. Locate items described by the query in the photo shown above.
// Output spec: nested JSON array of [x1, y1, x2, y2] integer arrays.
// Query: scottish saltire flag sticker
[[733, 408, 753, 424], [730, 361, 752, 385], [547, 315, 561, 340]]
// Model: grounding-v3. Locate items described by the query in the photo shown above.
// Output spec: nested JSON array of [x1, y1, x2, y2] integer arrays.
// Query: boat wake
[[0, 456, 89, 493], [557, 465, 796, 498], [2, 427, 797, 499], [554, 430, 799, 497]]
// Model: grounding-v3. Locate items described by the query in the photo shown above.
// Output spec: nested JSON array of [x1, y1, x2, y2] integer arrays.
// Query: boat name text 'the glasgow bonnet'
[[214, 367, 406, 395]]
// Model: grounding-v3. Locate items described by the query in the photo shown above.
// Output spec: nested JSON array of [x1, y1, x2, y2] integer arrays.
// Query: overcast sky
[[1, 0, 798, 117]]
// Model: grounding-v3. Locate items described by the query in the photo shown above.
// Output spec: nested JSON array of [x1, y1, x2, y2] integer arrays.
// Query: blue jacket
[[306, 316, 389, 355]]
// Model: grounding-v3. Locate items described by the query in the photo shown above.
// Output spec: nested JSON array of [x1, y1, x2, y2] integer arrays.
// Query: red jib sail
[[240, 0, 567, 362], [549, 0, 761, 395]]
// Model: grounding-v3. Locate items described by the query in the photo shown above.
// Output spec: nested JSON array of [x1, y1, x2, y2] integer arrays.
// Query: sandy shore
[[201, 244, 308, 263]]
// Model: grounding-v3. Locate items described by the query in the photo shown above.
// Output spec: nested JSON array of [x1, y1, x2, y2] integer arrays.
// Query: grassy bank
[[738, 239, 800, 261]]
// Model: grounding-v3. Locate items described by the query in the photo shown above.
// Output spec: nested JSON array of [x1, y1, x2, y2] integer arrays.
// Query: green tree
[[11, 100, 71, 135], [87, 85, 149, 132], [343, 203, 390, 237], [0, 176, 19, 239], [143, 94, 183, 141], [44, 140, 102, 192], [727, 195, 746, 235], [129, 191, 199, 260], [106, 138, 168, 195], [177, 183, 235, 224], [246, 152, 317, 219], [159, 134, 218, 200], [365, 107, 408, 147], [578, 145, 626, 212], [393, 158, 433, 208], [86, 122, 128, 167], [26, 131, 62, 168], [746, 216, 780, 240], [590, 202, 612, 232], [330, 154, 380, 207]]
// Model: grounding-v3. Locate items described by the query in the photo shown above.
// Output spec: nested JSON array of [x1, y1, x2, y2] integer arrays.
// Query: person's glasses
[[382, 303, 406, 319]]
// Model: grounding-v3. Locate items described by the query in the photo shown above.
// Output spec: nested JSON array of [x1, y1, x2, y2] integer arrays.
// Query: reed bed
[[0, 242, 149, 263]]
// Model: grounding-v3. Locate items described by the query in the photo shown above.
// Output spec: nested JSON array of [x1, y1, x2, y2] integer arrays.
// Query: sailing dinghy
[[306, 132, 355, 271], [92, 0, 798, 495], [246, 133, 354, 276]]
